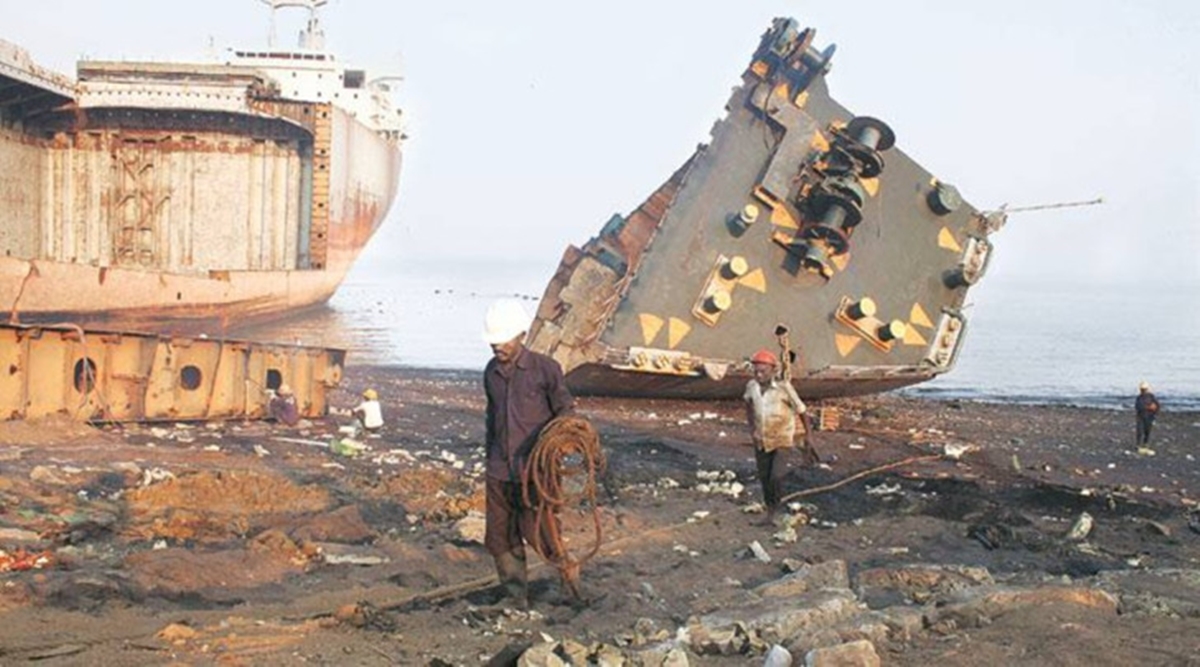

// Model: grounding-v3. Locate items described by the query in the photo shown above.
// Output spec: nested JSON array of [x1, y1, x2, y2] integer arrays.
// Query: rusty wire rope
[[520, 414, 606, 600]]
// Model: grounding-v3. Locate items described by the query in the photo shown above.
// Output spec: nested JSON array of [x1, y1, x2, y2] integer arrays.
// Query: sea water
[[230, 258, 1199, 411]]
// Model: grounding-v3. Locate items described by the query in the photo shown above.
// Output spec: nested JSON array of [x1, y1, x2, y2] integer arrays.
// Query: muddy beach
[[0, 365, 1198, 665]]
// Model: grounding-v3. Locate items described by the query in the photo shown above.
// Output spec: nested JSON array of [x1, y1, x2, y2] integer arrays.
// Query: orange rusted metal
[[0, 322, 344, 422]]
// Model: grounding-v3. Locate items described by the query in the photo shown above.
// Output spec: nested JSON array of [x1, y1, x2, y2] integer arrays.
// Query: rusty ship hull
[[0, 9, 403, 332], [530, 18, 998, 400]]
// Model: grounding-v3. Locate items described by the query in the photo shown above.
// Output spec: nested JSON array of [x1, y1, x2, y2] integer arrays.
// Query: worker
[[268, 383, 300, 426], [353, 388, 384, 432], [482, 299, 574, 608], [1135, 381, 1160, 453], [743, 348, 807, 521]]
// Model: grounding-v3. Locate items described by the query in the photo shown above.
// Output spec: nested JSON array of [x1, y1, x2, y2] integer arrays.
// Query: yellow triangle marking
[[903, 326, 928, 346], [831, 252, 850, 271], [861, 177, 879, 197], [794, 90, 809, 108], [773, 82, 791, 101], [938, 227, 963, 252], [639, 313, 664, 347], [738, 268, 767, 293], [810, 131, 829, 153], [835, 333, 862, 357], [909, 303, 934, 329], [770, 205, 799, 229], [667, 317, 691, 349]]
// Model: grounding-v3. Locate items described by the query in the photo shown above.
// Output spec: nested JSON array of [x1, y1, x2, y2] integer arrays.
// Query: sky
[[4, 0, 1198, 288]]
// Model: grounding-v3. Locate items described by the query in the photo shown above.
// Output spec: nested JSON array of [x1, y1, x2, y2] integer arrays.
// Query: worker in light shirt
[[353, 388, 384, 432], [743, 349, 807, 519]]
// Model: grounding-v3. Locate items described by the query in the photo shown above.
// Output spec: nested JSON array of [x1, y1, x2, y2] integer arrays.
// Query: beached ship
[[0, 0, 403, 331], [529, 18, 1001, 400]]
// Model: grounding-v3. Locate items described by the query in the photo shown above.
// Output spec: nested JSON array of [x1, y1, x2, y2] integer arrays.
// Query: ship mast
[[260, 0, 329, 50]]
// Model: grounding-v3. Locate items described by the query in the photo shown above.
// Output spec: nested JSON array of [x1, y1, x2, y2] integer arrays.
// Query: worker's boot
[[493, 550, 529, 610]]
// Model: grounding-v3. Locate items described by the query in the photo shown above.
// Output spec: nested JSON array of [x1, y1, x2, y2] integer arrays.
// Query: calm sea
[[230, 258, 1200, 411]]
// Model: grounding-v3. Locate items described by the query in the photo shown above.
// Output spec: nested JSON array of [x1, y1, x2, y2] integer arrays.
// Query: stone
[[559, 639, 590, 666], [1065, 512, 1093, 540], [1096, 569, 1200, 617], [754, 560, 849, 598], [335, 603, 367, 627], [29, 465, 69, 486], [929, 585, 1117, 628], [595, 644, 626, 667], [288, 505, 376, 544], [453, 511, 487, 544], [854, 564, 992, 603], [518, 641, 566, 667], [803, 639, 881, 667], [763, 644, 793, 667], [110, 461, 142, 476], [692, 589, 862, 648], [786, 614, 890, 657], [690, 624, 747, 655], [872, 606, 926, 641], [661, 647, 690, 667], [749, 540, 772, 563], [320, 544, 389, 566], [157, 622, 198, 642]]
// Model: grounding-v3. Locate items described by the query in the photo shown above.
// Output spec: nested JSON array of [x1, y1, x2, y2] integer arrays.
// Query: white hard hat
[[1139, 381, 1150, 391], [482, 299, 531, 345]]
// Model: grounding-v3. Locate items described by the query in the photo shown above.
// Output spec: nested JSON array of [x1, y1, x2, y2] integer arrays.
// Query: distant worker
[[1135, 381, 1160, 453], [353, 388, 384, 432], [482, 299, 575, 608], [743, 349, 808, 520], [269, 383, 300, 427]]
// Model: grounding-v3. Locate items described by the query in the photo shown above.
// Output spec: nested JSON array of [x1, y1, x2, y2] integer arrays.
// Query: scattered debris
[[1066, 512, 1094, 541]]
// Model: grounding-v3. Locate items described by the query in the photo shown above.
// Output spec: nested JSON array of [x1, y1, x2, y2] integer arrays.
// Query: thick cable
[[520, 415, 605, 599]]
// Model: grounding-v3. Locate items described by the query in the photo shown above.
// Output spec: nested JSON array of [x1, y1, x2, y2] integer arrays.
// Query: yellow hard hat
[[362, 388, 378, 400]]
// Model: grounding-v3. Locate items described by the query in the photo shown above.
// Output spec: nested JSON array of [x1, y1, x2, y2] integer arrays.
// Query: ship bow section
[[530, 18, 996, 399]]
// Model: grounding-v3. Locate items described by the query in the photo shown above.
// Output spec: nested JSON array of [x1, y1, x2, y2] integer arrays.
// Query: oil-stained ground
[[0, 366, 1198, 665]]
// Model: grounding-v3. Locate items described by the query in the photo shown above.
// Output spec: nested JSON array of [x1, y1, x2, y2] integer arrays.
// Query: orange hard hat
[[751, 349, 778, 366]]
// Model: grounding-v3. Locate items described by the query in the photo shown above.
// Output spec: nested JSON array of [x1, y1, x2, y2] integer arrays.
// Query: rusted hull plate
[[0, 323, 345, 422], [564, 363, 933, 400], [0, 259, 347, 333]]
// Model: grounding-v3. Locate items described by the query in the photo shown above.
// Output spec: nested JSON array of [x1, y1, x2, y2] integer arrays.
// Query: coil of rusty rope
[[521, 414, 605, 600]]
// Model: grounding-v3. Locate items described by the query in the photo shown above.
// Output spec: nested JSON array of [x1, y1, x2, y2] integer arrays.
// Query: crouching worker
[[481, 299, 575, 609], [268, 384, 300, 426], [353, 388, 384, 432], [743, 349, 807, 520]]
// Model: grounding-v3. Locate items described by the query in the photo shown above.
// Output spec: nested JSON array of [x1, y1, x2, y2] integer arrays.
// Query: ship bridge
[[0, 39, 75, 121]]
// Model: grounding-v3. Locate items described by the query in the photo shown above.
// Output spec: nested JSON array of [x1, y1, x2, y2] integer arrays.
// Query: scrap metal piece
[[0, 323, 344, 422]]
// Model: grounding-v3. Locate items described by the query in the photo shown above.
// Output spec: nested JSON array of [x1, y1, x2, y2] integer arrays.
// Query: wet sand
[[0, 365, 1198, 665]]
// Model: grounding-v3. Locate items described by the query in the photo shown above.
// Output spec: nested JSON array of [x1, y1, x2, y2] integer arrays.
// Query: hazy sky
[[5, 0, 1197, 287]]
